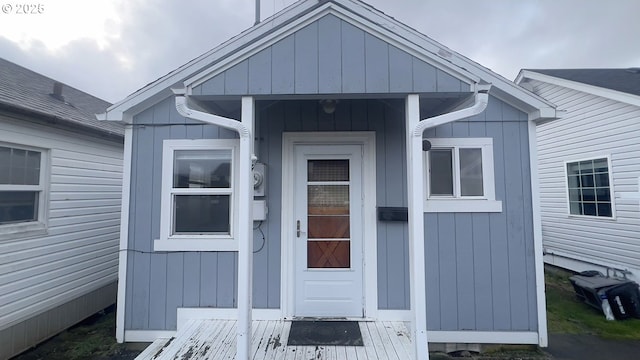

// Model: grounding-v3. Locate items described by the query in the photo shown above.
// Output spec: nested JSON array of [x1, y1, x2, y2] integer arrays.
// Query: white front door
[[293, 144, 364, 317]]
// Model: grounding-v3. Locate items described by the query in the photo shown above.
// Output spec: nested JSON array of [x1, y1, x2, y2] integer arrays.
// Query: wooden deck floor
[[135, 320, 413, 360]]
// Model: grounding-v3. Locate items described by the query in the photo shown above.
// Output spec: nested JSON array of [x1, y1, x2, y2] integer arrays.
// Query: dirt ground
[[12, 305, 140, 360]]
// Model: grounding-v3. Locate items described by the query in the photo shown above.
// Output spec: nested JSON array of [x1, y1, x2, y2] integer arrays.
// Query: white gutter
[[173, 89, 254, 360], [406, 83, 491, 360]]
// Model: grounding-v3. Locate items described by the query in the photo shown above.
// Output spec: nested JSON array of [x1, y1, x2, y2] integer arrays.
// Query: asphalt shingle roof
[[0, 57, 124, 138], [530, 68, 640, 97]]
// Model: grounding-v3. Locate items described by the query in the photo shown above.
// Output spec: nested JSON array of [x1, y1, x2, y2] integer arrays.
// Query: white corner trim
[[116, 126, 133, 343], [280, 132, 377, 319], [427, 331, 540, 345], [528, 121, 548, 347], [124, 330, 176, 343]]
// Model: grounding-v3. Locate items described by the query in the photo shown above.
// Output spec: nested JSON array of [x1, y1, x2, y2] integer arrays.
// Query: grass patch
[[545, 265, 640, 340], [13, 305, 139, 360]]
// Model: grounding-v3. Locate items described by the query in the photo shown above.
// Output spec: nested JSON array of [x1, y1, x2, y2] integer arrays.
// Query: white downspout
[[173, 89, 254, 360], [406, 83, 491, 360]]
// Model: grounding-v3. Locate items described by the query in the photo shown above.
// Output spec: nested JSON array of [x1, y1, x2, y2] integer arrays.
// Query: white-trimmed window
[[566, 157, 614, 218], [0, 143, 48, 237], [156, 139, 239, 251], [424, 138, 502, 212]]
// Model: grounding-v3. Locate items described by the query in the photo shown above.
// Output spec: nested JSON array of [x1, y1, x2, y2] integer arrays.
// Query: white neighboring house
[[0, 58, 124, 359], [517, 68, 640, 282]]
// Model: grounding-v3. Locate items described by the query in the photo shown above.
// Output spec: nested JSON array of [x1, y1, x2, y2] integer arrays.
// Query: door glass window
[[307, 160, 350, 268]]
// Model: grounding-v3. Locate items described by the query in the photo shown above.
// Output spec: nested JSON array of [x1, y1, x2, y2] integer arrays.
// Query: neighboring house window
[[0, 144, 48, 237], [566, 157, 613, 218], [424, 138, 502, 212], [156, 139, 239, 251]]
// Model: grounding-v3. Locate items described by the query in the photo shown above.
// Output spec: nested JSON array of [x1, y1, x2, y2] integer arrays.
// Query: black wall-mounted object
[[377, 207, 408, 222]]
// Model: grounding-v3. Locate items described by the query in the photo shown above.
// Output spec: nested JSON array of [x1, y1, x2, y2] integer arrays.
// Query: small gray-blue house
[[101, 0, 557, 358]]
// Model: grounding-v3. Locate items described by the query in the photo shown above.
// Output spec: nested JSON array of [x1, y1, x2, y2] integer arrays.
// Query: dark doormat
[[287, 320, 364, 346]]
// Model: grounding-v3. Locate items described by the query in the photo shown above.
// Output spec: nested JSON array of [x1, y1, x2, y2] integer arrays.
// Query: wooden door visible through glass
[[307, 160, 350, 268]]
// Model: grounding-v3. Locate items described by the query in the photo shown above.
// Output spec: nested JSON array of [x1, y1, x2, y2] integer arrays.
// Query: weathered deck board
[[135, 320, 412, 360]]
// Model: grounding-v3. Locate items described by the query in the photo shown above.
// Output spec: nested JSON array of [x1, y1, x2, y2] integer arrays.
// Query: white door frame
[[281, 132, 377, 319]]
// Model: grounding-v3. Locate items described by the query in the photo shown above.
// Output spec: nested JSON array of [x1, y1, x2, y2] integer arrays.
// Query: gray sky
[[1, 0, 638, 103]]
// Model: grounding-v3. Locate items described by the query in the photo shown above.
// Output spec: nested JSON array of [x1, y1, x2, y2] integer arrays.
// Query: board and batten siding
[[192, 14, 469, 97], [530, 79, 640, 277], [0, 115, 122, 355], [423, 98, 537, 331], [126, 95, 538, 332]]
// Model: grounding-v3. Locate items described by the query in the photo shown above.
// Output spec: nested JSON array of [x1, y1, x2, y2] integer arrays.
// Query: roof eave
[[518, 69, 640, 108]]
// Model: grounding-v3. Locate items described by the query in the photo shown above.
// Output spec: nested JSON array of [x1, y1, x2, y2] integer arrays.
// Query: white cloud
[[0, 0, 124, 51]]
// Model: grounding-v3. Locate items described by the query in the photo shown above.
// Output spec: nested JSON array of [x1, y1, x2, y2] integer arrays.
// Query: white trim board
[[123, 329, 541, 346], [116, 126, 133, 343], [177, 308, 282, 330], [517, 70, 640, 108], [427, 331, 540, 345], [124, 330, 176, 343], [280, 132, 377, 319], [528, 121, 549, 347]]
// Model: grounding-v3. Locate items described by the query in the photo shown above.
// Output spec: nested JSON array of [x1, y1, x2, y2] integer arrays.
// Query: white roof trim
[[101, 0, 555, 122], [517, 70, 640, 108]]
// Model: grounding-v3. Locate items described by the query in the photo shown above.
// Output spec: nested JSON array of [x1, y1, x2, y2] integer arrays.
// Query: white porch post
[[406, 94, 430, 360], [237, 96, 255, 359]]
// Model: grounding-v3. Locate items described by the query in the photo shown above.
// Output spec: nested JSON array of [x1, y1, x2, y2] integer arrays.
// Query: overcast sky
[[1, 0, 638, 103]]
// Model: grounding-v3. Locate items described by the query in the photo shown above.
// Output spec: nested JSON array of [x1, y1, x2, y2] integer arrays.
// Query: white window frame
[[423, 138, 502, 213], [0, 142, 49, 239], [564, 155, 616, 220], [155, 139, 240, 251]]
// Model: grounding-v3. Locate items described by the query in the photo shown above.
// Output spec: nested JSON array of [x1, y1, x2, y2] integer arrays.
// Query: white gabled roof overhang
[[98, 0, 556, 123], [517, 69, 640, 108]]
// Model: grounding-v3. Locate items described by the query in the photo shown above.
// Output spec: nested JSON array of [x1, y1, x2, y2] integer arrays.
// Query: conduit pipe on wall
[[173, 88, 255, 360], [406, 83, 491, 360]]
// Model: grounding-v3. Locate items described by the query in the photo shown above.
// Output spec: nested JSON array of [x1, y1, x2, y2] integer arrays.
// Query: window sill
[[424, 199, 503, 213], [154, 238, 238, 252], [0, 222, 47, 240]]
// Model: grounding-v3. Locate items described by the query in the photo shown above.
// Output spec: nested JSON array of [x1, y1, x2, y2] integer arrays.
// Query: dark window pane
[[9, 149, 27, 184], [173, 195, 230, 234], [582, 188, 595, 202], [581, 174, 594, 188], [566, 162, 580, 176], [308, 160, 349, 182], [459, 148, 483, 196], [25, 151, 41, 185], [595, 173, 610, 187], [567, 175, 581, 188], [174, 150, 231, 188], [569, 201, 582, 215], [579, 160, 594, 174], [429, 150, 453, 196], [583, 203, 597, 216], [0, 191, 38, 224], [596, 188, 611, 202], [593, 158, 609, 173], [0, 147, 10, 184], [597, 203, 612, 217]]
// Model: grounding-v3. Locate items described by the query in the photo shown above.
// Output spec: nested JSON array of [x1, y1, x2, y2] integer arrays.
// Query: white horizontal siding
[[532, 79, 640, 273], [0, 115, 123, 330]]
